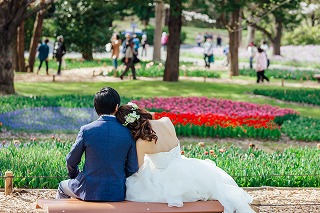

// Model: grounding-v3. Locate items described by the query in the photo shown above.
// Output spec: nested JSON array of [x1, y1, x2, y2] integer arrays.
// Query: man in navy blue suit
[[56, 87, 138, 201]]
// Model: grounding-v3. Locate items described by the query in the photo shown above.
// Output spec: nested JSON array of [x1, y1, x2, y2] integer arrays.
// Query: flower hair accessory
[[127, 102, 139, 110], [123, 111, 140, 126]]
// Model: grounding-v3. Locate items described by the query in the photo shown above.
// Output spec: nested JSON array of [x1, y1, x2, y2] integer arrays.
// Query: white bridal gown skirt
[[126, 153, 254, 213]]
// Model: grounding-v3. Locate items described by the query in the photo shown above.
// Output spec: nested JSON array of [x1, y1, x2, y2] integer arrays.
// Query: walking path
[[15, 63, 320, 89], [19, 44, 319, 88], [1, 187, 320, 212]]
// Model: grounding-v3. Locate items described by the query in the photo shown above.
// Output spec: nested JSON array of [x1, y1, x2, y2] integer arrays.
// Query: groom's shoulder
[[80, 117, 125, 131]]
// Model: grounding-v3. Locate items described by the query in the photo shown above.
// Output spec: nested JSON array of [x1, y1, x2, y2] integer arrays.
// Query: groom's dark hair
[[94, 87, 120, 115]]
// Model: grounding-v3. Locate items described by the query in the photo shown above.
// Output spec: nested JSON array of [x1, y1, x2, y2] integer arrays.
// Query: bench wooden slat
[[36, 199, 224, 213]]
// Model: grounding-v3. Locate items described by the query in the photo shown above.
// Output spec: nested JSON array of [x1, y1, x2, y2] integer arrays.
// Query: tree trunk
[[16, 21, 26, 72], [143, 19, 149, 29], [28, 6, 45, 72], [247, 25, 255, 45], [82, 45, 93, 60], [238, 11, 242, 47], [153, 1, 164, 62], [272, 16, 282, 56], [163, 0, 182, 82], [311, 12, 315, 27], [229, 9, 240, 76], [0, 0, 52, 95], [0, 32, 16, 94]]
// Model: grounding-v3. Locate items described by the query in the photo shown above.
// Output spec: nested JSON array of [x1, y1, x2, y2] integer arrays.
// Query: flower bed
[[154, 112, 280, 140], [129, 97, 298, 140], [0, 140, 318, 188], [253, 89, 320, 106], [0, 107, 97, 133], [240, 68, 320, 81], [0, 95, 132, 114], [133, 97, 297, 117], [281, 117, 320, 141]]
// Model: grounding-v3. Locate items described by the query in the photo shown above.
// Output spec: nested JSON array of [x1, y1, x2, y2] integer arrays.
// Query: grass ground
[[14, 80, 320, 118]]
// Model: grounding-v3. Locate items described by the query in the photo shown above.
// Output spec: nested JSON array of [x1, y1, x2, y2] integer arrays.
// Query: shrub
[[283, 25, 320, 45], [108, 64, 220, 78], [274, 114, 300, 126], [253, 89, 320, 106]]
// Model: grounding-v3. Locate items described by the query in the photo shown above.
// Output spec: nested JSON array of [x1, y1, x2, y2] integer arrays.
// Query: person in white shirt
[[260, 40, 270, 68], [203, 38, 214, 68], [247, 42, 256, 69]]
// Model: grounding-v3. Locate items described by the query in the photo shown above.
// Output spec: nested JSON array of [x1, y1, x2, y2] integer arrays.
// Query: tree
[[301, 1, 320, 26], [0, 0, 52, 95], [214, 0, 248, 76], [133, 2, 155, 29], [54, 0, 116, 60], [153, 1, 164, 62], [245, 0, 302, 55], [16, 21, 26, 72], [164, 0, 183, 81], [29, 0, 46, 72]]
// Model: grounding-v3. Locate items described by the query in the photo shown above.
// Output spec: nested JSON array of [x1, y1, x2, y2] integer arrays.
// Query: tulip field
[[1, 95, 319, 141], [0, 90, 319, 188], [0, 139, 319, 188]]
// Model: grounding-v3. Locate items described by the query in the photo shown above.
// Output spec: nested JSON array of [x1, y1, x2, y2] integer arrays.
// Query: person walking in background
[[203, 37, 214, 68], [122, 33, 132, 55], [37, 38, 50, 75], [161, 32, 168, 51], [216, 35, 222, 47], [120, 40, 137, 80], [132, 34, 140, 55], [140, 34, 148, 57], [260, 40, 270, 68], [53, 35, 66, 76], [247, 42, 256, 69], [256, 47, 270, 83], [111, 34, 122, 70], [195, 33, 203, 47], [222, 44, 229, 66]]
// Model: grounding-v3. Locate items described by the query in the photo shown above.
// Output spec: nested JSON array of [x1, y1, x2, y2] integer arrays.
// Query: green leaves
[[1, 141, 318, 188], [282, 117, 320, 141], [241, 68, 320, 81], [253, 89, 320, 106]]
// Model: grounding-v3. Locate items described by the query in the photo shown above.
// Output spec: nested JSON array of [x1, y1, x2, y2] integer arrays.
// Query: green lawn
[[14, 80, 320, 118]]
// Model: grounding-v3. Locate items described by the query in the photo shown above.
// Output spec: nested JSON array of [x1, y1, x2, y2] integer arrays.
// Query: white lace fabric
[[145, 145, 181, 169], [125, 144, 255, 213]]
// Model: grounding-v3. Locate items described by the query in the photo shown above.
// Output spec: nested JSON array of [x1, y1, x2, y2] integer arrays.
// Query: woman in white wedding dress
[[116, 103, 255, 213]]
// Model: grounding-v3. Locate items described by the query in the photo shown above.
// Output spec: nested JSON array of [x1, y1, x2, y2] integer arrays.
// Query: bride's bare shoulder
[[152, 117, 172, 123]]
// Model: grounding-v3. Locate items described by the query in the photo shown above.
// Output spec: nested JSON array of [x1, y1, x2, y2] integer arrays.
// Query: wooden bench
[[314, 74, 320, 84], [36, 199, 224, 213]]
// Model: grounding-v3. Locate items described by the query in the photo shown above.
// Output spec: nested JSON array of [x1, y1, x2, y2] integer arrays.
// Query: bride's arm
[[136, 139, 152, 168]]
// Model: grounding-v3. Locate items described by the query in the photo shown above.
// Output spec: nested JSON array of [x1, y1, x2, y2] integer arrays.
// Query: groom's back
[[68, 116, 138, 201]]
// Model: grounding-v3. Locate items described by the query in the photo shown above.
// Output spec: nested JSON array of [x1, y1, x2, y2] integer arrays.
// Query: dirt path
[[1, 188, 319, 212], [14, 65, 320, 89]]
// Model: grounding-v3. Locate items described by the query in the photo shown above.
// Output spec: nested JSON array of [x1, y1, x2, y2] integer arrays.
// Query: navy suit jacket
[[66, 116, 138, 201]]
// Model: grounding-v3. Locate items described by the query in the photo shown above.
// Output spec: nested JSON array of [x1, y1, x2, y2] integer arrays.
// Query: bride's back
[[136, 117, 179, 166]]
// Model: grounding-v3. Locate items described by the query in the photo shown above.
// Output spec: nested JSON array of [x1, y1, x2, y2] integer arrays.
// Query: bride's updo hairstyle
[[116, 104, 158, 142]]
